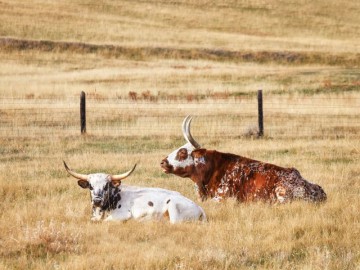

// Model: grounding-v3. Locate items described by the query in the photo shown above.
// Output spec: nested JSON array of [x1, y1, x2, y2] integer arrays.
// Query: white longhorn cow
[[64, 161, 206, 223]]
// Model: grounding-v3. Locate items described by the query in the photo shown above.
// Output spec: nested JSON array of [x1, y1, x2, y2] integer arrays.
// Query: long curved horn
[[110, 163, 137, 181], [182, 115, 201, 149], [63, 161, 88, 181]]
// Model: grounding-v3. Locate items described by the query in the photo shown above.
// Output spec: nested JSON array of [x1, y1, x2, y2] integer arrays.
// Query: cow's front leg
[[194, 183, 207, 201], [91, 206, 105, 221]]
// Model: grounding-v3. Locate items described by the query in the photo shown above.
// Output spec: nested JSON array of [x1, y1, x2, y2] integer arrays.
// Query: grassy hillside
[[1, 0, 360, 52], [0, 0, 359, 269], [1, 0, 360, 99], [1, 0, 359, 99]]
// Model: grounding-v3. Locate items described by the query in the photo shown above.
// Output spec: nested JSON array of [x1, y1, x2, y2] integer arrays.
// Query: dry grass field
[[1, 0, 360, 269]]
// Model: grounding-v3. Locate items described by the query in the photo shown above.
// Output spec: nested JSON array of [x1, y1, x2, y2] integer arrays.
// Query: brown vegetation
[[1, 37, 360, 66], [0, 0, 359, 269]]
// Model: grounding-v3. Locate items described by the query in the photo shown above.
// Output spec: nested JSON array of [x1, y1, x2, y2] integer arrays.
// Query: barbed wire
[[1, 95, 360, 102], [0, 96, 359, 139]]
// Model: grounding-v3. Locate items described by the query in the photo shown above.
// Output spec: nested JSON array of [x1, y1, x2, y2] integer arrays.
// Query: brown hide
[[189, 149, 327, 203]]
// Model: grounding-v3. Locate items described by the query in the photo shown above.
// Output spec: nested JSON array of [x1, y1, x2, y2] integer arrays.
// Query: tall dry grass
[[0, 0, 359, 269], [0, 98, 359, 269]]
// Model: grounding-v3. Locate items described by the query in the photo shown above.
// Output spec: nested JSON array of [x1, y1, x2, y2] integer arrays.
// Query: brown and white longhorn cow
[[160, 116, 327, 203]]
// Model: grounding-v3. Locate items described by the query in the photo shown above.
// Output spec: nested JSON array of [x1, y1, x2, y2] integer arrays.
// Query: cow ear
[[192, 149, 207, 166], [77, 180, 89, 189], [111, 180, 121, 187]]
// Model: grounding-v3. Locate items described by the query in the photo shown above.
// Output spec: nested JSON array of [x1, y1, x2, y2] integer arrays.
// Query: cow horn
[[182, 115, 201, 149], [110, 163, 137, 181], [63, 161, 88, 181]]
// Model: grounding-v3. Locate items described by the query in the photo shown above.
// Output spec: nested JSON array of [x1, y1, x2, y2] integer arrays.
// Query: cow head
[[161, 115, 206, 178], [64, 161, 136, 221]]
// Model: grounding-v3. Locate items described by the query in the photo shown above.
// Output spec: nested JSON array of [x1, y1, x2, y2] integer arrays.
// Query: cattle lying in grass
[[160, 116, 327, 203], [64, 161, 206, 223]]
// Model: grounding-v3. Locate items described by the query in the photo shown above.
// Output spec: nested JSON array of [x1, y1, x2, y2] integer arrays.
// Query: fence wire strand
[[0, 96, 359, 140]]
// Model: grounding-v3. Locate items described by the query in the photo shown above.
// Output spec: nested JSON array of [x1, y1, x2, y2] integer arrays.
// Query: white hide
[[87, 173, 110, 200], [104, 185, 206, 224], [165, 142, 195, 169]]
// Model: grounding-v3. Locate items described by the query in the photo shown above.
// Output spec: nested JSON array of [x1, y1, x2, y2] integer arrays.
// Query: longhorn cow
[[64, 161, 206, 223], [160, 116, 327, 203]]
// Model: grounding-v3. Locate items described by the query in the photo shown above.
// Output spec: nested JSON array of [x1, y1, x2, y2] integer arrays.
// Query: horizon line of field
[[2, 37, 360, 66]]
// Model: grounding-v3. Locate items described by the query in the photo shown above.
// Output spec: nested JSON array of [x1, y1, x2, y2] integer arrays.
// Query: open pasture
[[0, 102, 359, 269], [1, 0, 360, 269]]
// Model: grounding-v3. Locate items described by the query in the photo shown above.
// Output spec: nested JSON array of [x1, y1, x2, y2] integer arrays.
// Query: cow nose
[[93, 198, 102, 206], [160, 159, 168, 166]]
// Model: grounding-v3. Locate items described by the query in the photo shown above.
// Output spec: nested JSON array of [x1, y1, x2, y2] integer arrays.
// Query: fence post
[[80, 91, 86, 134], [257, 89, 264, 137]]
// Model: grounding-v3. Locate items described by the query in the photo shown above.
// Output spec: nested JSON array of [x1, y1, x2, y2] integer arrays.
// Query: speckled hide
[[160, 116, 327, 203], [204, 150, 325, 202], [64, 162, 206, 223], [162, 148, 326, 203]]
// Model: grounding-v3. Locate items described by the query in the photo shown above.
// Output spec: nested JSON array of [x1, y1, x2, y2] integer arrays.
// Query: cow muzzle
[[160, 159, 172, 173], [93, 197, 102, 207]]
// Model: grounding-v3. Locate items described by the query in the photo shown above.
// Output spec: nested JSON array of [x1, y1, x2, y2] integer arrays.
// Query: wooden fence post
[[257, 89, 264, 137], [80, 91, 86, 134]]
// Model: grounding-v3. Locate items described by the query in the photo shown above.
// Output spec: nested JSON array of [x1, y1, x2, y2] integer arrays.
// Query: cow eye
[[89, 185, 93, 190], [176, 148, 188, 161]]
